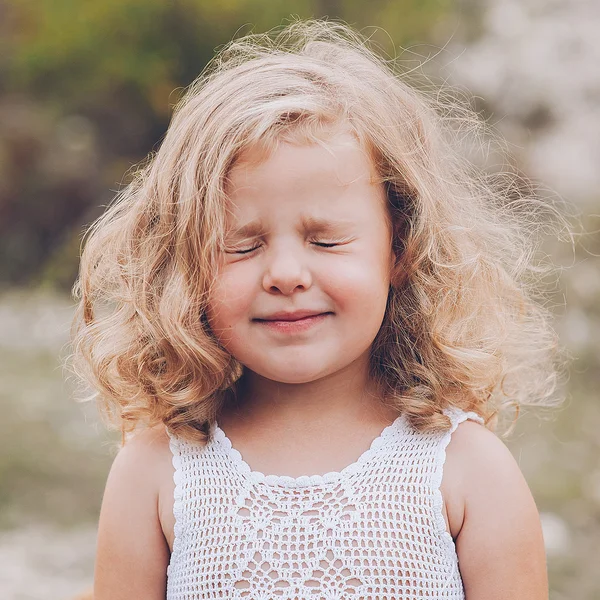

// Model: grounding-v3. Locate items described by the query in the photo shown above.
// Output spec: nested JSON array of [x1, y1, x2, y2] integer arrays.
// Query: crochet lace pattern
[[166, 407, 483, 599]]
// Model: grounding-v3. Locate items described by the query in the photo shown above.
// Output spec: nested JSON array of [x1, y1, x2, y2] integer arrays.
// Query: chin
[[255, 363, 334, 385], [264, 370, 327, 385]]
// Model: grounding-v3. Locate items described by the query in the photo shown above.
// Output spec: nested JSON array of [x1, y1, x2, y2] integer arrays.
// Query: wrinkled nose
[[262, 247, 312, 295]]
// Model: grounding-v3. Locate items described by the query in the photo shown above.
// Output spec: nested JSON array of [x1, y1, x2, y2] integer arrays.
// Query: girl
[[72, 20, 560, 600]]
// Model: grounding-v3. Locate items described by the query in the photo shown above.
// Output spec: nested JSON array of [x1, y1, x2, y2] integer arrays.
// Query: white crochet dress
[[166, 407, 483, 599]]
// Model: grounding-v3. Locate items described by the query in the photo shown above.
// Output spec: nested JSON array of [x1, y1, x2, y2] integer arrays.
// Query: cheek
[[206, 268, 252, 336], [325, 251, 391, 309]]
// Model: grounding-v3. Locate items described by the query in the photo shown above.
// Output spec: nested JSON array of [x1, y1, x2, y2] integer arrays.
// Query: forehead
[[225, 131, 383, 216]]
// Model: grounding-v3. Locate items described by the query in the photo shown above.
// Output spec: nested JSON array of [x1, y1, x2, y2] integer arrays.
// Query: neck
[[221, 353, 392, 433]]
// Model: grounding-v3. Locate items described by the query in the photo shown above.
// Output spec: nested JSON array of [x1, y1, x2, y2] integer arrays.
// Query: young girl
[[72, 20, 560, 599]]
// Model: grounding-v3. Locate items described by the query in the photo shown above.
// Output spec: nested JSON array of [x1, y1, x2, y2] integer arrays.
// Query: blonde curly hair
[[70, 20, 564, 444]]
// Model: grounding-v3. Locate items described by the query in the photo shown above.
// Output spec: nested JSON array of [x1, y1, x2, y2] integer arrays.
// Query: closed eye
[[225, 245, 261, 255], [311, 239, 352, 248], [312, 242, 339, 248], [225, 239, 351, 253]]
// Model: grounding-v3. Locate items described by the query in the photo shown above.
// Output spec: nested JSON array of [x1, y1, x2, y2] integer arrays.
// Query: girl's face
[[206, 131, 394, 385]]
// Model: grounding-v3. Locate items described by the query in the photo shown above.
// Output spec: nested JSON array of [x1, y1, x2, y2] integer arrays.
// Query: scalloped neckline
[[212, 414, 408, 488]]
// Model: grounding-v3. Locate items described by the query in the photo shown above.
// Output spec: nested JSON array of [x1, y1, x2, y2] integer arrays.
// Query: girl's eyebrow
[[301, 216, 354, 234], [226, 216, 355, 239], [225, 219, 265, 239]]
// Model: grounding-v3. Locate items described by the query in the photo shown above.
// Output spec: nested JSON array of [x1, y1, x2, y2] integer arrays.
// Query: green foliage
[[9, 0, 451, 105], [1, 0, 452, 288]]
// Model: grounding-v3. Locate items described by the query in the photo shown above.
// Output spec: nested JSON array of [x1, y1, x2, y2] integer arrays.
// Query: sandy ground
[[0, 524, 96, 600]]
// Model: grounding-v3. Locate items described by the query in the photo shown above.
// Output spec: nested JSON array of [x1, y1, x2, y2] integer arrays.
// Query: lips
[[254, 310, 331, 322], [253, 311, 331, 334]]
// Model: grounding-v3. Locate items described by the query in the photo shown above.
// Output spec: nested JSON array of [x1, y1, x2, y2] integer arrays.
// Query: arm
[[94, 426, 172, 600], [445, 421, 548, 600]]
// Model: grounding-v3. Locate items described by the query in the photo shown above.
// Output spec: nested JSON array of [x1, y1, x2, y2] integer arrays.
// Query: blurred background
[[1, 0, 599, 598]]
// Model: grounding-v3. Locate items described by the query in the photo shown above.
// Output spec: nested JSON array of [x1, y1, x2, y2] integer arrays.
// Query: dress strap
[[431, 408, 485, 555]]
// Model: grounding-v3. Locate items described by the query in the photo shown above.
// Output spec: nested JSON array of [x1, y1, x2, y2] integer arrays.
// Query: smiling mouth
[[254, 311, 332, 322], [253, 312, 331, 332]]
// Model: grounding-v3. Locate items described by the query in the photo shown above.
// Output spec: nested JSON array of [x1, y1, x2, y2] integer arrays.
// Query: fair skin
[[94, 132, 548, 599]]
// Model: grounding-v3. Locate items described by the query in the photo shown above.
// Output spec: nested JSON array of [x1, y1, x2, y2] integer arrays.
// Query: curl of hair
[[70, 19, 567, 444]]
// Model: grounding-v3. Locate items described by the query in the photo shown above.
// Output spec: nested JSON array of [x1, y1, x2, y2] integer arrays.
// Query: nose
[[262, 245, 312, 295]]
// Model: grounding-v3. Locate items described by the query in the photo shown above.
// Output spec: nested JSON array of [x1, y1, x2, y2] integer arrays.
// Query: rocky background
[[1, 0, 598, 598]]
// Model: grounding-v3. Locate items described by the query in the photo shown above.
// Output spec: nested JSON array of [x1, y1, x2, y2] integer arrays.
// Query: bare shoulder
[[120, 423, 172, 463], [94, 425, 173, 600], [443, 419, 535, 514], [102, 424, 172, 507], [444, 419, 516, 486], [444, 419, 548, 599], [120, 425, 176, 547], [441, 420, 495, 537], [121, 425, 169, 453]]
